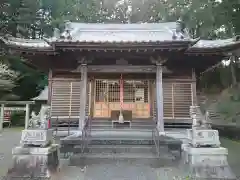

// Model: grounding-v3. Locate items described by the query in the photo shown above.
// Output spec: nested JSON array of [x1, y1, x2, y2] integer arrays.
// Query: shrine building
[[1, 21, 240, 134]]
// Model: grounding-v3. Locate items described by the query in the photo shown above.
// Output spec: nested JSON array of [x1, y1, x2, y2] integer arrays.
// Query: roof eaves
[[0, 35, 54, 50], [53, 39, 193, 44], [187, 36, 240, 53]]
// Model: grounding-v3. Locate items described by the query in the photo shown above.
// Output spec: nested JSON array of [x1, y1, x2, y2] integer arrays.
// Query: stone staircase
[[68, 134, 163, 167], [68, 135, 178, 167], [197, 93, 225, 125], [60, 124, 181, 167], [70, 119, 159, 166], [206, 107, 224, 124]]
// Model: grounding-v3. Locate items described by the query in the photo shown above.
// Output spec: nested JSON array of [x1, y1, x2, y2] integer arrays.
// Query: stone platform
[[60, 129, 183, 168], [182, 143, 236, 179], [6, 144, 60, 179]]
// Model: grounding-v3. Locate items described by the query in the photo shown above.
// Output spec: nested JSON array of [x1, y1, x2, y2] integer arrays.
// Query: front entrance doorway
[[93, 78, 151, 119]]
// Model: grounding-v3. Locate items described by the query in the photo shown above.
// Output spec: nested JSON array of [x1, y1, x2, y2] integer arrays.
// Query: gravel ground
[[0, 129, 22, 176], [1, 128, 240, 180]]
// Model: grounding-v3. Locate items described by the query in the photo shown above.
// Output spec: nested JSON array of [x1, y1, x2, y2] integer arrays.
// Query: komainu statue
[[28, 105, 50, 129]]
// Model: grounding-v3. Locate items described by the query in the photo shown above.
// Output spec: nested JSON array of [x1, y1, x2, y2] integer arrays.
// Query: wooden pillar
[[156, 63, 164, 133], [48, 69, 53, 105], [191, 69, 197, 105], [25, 104, 30, 129], [79, 64, 87, 131], [0, 104, 4, 133]]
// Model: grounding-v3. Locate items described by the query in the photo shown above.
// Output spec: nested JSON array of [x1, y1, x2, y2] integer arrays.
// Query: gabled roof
[[53, 22, 191, 43], [0, 21, 240, 54]]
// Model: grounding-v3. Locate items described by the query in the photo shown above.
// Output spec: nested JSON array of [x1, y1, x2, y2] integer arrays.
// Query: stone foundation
[[183, 145, 236, 179], [190, 165, 236, 180], [185, 146, 228, 166], [6, 144, 60, 179]]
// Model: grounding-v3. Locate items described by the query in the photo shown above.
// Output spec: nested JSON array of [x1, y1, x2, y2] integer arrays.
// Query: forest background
[[0, 0, 239, 123]]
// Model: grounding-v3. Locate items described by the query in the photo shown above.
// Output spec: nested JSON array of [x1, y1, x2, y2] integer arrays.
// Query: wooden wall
[[50, 78, 81, 118], [152, 79, 195, 120], [49, 72, 196, 121]]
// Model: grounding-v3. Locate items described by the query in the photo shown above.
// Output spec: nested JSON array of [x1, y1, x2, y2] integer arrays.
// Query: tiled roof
[[1, 22, 240, 53], [0, 36, 52, 49], [56, 22, 191, 43], [190, 38, 240, 49]]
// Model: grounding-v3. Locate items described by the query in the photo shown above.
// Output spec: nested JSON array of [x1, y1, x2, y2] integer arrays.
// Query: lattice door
[[94, 79, 150, 119], [94, 80, 119, 118], [123, 80, 150, 118]]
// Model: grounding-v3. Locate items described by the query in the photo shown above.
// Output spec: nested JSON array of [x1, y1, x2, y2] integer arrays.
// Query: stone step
[[74, 144, 155, 154], [91, 119, 155, 123], [89, 139, 154, 145], [90, 128, 153, 133], [91, 124, 154, 130], [91, 120, 154, 124], [165, 124, 191, 129], [61, 138, 154, 146], [60, 139, 154, 154], [91, 121, 155, 126], [69, 152, 176, 167]]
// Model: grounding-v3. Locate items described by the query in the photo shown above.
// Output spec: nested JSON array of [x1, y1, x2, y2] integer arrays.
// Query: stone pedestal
[[20, 129, 53, 147], [7, 144, 60, 178], [190, 165, 236, 180], [185, 146, 228, 165], [186, 106, 236, 179], [183, 145, 236, 179], [187, 129, 220, 147]]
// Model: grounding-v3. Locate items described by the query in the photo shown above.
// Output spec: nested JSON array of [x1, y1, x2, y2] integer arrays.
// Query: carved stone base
[[190, 165, 237, 180], [20, 129, 53, 147], [183, 146, 236, 179], [184, 146, 228, 166], [187, 129, 220, 147], [7, 144, 60, 179]]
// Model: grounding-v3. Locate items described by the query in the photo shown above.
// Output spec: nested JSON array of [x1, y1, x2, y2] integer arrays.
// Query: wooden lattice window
[[50, 79, 81, 118], [161, 82, 194, 119]]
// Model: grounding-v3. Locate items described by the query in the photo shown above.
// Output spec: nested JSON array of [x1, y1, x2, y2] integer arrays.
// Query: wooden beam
[[87, 65, 156, 73], [0, 101, 35, 105], [52, 65, 173, 74]]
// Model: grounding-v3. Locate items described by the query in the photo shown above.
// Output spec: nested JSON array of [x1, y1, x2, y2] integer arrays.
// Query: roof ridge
[[71, 29, 175, 32]]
